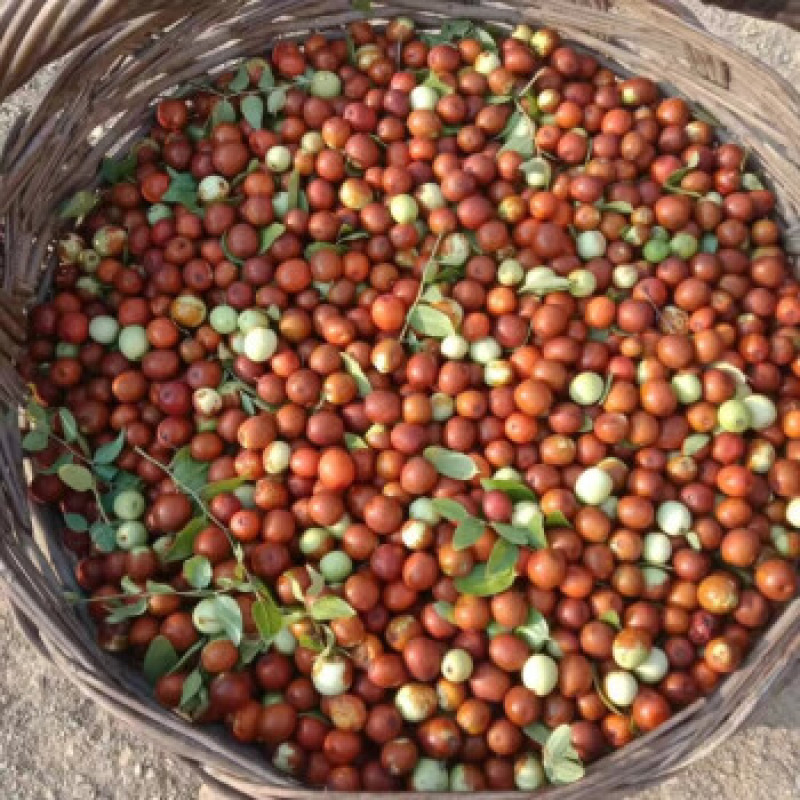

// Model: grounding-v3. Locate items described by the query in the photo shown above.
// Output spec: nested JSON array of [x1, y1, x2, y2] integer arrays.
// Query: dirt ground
[[1, 3, 798, 798]]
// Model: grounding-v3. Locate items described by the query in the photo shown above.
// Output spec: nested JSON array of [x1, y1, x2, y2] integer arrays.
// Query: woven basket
[[0, 2, 799, 799]]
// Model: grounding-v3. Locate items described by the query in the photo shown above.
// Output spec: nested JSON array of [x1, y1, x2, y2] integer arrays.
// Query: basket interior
[[1, 3, 799, 798]]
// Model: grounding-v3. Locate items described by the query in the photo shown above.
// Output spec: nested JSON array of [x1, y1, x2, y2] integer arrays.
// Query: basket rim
[[1, 2, 799, 799]]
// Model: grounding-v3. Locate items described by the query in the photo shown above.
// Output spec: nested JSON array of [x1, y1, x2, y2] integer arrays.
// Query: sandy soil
[[1, 3, 798, 798]]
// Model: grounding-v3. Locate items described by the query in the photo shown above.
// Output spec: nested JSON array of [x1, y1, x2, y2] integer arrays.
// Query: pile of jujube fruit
[[18, 15, 800, 793]]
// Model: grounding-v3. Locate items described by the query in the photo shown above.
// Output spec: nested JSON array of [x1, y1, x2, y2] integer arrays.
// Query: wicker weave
[[0, 2, 798, 799]]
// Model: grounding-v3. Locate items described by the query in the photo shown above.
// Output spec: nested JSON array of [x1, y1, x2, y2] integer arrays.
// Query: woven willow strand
[[0, 3, 798, 799]]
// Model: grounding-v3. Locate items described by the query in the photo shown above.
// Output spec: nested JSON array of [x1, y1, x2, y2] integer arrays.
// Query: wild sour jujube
[[18, 14, 800, 794]]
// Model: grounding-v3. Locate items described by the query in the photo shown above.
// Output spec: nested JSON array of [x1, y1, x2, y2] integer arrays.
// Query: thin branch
[[133, 445, 275, 649]]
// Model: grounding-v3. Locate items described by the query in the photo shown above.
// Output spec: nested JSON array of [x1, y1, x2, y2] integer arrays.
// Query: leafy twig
[[132, 445, 276, 647], [399, 233, 445, 342]]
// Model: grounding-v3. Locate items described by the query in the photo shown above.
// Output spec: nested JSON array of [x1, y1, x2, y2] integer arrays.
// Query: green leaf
[[544, 724, 574, 763], [285, 573, 307, 605], [26, 400, 47, 423], [211, 98, 237, 125], [241, 393, 256, 416], [337, 228, 369, 244], [431, 497, 469, 523], [432, 601, 455, 624], [93, 463, 118, 483], [252, 593, 284, 640], [240, 637, 269, 664], [341, 353, 372, 397], [344, 433, 368, 451], [600, 610, 622, 630], [93, 431, 126, 465], [41, 454, 72, 475], [180, 669, 204, 708], [664, 151, 701, 190], [200, 476, 247, 501], [165, 516, 208, 562], [520, 272, 572, 296], [59, 190, 99, 219], [481, 478, 537, 503], [351, 0, 373, 13], [741, 172, 765, 191], [527, 510, 547, 549], [421, 70, 454, 96], [596, 200, 633, 214], [686, 531, 702, 551], [421, 285, 443, 304], [498, 110, 522, 141], [267, 86, 288, 115], [105, 597, 147, 624], [599, 374, 614, 405], [186, 124, 206, 142], [515, 609, 550, 649], [520, 155, 552, 188], [487, 539, 519, 574], [501, 134, 535, 158], [306, 566, 325, 599], [170, 447, 210, 494], [143, 635, 179, 684], [162, 169, 200, 211], [524, 722, 551, 746], [258, 64, 275, 91], [287, 170, 301, 210], [310, 596, 356, 621], [407, 304, 455, 338], [101, 152, 137, 184], [542, 723, 586, 785], [437, 250, 467, 269], [241, 95, 264, 129], [549, 759, 585, 785], [229, 158, 260, 189], [682, 433, 710, 457], [259, 222, 286, 253], [711, 360, 749, 387], [491, 522, 531, 546], [99, 470, 142, 515], [144, 581, 175, 595], [421, 19, 473, 46], [59, 408, 79, 442], [89, 522, 117, 553], [21, 429, 49, 452], [168, 636, 207, 676], [221, 231, 245, 266], [213, 595, 243, 646], [690, 104, 720, 126], [297, 634, 325, 653], [228, 63, 250, 93], [593, 669, 624, 715], [183, 555, 213, 589], [454, 564, 516, 597], [474, 25, 498, 52], [452, 517, 486, 550], [588, 328, 610, 342], [63, 513, 89, 533], [423, 447, 478, 480], [58, 464, 94, 493]]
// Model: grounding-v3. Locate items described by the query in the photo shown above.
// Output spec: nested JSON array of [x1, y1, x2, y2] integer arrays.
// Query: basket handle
[[1, 0, 798, 102]]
